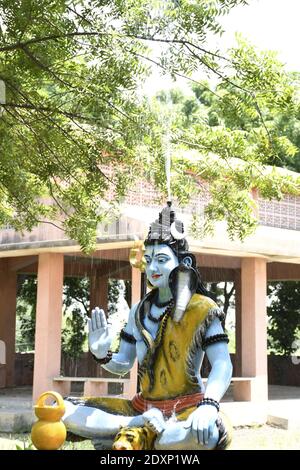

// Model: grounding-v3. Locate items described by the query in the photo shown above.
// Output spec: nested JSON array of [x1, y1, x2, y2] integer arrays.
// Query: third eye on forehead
[[144, 245, 176, 262]]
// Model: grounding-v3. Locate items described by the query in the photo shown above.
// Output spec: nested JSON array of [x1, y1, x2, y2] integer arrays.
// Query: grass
[[0, 432, 94, 450], [1, 425, 300, 450]]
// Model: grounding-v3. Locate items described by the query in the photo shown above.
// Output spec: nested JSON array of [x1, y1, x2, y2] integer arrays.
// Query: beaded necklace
[[153, 290, 173, 307], [148, 299, 174, 323]]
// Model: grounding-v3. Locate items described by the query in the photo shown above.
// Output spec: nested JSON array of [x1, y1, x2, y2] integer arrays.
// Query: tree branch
[[0, 31, 110, 53], [3, 102, 125, 135], [129, 34, 234, 64], [66, 5, 94, 28], [133, 50, 221, 99], [183, 43, 274, 148], [0, 171, 64, 233]]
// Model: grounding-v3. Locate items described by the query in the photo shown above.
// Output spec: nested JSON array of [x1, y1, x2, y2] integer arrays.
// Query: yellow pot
[[31, 391, 67, 450]]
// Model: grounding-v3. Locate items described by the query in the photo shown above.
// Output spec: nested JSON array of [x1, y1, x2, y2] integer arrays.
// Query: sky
[[220, 0, 300, 70], [144, 0, 300, 96]]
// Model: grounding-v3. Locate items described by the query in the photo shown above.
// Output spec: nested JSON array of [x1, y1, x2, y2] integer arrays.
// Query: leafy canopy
[[148, 37, 300, 240], [1, 1, 300, 250], [268, 281, 300, 355]]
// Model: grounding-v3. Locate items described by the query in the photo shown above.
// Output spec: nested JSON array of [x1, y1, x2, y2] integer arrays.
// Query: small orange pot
[[31, 391, 67, 450]]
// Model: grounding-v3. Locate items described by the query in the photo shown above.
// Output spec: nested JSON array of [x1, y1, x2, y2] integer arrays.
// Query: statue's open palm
[[88, 307, 113, 359]]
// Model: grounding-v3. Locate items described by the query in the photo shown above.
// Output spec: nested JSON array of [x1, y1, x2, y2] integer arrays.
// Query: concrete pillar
[[33, 253, 64, 402], [234, 269, 242, 377], [123, 267, 141, 399], [238, 257, 268, 402], [0, 259, 17, 387]]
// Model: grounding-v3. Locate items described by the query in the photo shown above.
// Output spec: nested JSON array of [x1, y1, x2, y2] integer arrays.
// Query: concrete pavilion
[[0, 172, 300, 415]]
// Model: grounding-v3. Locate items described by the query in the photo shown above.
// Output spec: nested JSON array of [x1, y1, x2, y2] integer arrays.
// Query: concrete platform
[[0, 410, 34, 433], [0, 384, 299, 432], [0, 386, 34, 432]]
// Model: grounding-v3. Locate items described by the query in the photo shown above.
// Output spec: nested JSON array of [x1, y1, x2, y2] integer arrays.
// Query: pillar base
[[233, 376, 268, 402]]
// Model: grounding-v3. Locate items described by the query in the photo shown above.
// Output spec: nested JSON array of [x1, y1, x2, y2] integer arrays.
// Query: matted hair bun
[[144, 201, 189, 254]]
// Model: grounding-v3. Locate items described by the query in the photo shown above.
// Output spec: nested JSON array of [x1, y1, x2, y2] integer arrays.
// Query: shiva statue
[[63, 202, 233, 450]]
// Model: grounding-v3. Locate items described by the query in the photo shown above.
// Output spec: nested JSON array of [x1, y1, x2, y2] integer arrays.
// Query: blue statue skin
[[63, 244, 232, 449]]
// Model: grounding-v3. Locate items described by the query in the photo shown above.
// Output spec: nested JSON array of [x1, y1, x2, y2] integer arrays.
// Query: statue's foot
[[143, 408, 166, 434]]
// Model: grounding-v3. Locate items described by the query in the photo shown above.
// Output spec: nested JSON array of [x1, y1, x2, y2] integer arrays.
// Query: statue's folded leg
[[214, 412, 233, 450], [62, 397, 232, 450], [62, 396, 144, 442]]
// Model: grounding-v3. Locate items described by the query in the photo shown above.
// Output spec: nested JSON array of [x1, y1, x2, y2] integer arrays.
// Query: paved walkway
[[0, 386, 34, 433], [222, 384, 300, 428], [267, 384, 300, 429]]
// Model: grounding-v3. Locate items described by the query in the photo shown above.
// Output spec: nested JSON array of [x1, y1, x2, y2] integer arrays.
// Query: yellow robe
[[137, 293, 222, 400]]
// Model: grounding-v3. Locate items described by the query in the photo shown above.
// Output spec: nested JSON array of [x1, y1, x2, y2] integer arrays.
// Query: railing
[[258, 194, 300, 231], [1, 173, 300, 248]]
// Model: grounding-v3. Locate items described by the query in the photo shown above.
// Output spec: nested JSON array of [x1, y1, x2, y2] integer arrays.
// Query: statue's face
[[144, 244, 179, 289]]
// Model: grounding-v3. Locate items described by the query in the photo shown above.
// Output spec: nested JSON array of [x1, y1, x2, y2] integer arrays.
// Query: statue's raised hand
[[88, 307, 113, 359]]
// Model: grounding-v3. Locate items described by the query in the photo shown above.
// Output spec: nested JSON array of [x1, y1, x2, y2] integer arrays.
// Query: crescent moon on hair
[[170, 222, 186, 240]]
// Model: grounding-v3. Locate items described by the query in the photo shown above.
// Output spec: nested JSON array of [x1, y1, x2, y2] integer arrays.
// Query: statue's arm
[[204, 318, 233, 401], [101, 303, 138, 376]]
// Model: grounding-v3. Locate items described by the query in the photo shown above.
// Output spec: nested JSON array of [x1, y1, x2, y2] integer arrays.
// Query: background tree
[[16, 274, 131, 357], [107, 278, 131, 351], [1, 1, 300, 251], [205, 281, 236, 352], [63, 276, 90, 316], [153, 83, 300, 354], [16, 275, 91, 355], [61, 307, 87, 375], [16, 275, 37, 352], [204, 281, 235, 320], [149, 38, 300, 240], [108, 279, 130, 316], [267, 281, 300, 355], [61, 277, 90, 374]]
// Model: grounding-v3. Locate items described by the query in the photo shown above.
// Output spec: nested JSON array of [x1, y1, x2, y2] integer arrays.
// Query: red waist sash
[[131, 392, 204, 417]]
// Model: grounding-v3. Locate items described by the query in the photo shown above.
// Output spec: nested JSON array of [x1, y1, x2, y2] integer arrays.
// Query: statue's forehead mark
[[145, 245, 175, 260], [153, 252, 170, 258], [145, 247, 155, 258]]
